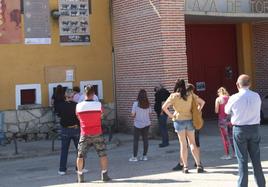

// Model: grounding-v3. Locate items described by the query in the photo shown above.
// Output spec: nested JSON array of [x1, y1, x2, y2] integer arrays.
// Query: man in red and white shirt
[[76, 85, 111, 183]]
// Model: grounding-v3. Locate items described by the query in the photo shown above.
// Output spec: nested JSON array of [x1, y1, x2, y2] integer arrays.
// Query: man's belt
[[67, 125, 79, 129]]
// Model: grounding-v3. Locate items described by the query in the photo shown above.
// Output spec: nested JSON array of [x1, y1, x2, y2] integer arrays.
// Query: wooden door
[[186, 24, 238, 118]]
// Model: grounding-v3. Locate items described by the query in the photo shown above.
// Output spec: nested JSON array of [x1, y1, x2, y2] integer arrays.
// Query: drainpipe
[[109, 0, 119, 130], [0, 112, 5, 145]]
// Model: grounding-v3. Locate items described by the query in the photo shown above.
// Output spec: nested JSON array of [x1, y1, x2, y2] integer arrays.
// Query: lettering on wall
[[185, 0, 268, 14]]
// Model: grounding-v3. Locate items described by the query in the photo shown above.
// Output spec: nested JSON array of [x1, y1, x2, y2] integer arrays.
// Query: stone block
[[5, 132, 13, 138], [39, 124, 50, 133], [17, 110, 36, 122], [3, 111, 18, 124], [27, 133, 36, 141], [28, 109, 42, 118], [37, 133, 47, 139], [26, 120, 39, 133], [7, 124, 19, 133], [40, 111, 54, 123], [19, 123, 27, 132], [3, 123, 7, 133]]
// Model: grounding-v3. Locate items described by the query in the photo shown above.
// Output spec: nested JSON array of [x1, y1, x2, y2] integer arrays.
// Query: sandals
[[197, 165, 204, 173], [182, 166, 189, 174], [182, 164, 204, 173]]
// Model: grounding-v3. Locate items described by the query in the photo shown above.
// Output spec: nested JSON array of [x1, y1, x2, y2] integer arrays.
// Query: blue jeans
[[59, 127, 80, 172], [233, 125, 266, 187], [173, 120, 194, 132], [158, 114, 169, 145]]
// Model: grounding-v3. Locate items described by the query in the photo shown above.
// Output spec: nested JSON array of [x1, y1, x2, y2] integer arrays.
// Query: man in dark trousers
[[225, 74, 266, 187], [154, 84, 170, 148], [57, 89, 81, 175]]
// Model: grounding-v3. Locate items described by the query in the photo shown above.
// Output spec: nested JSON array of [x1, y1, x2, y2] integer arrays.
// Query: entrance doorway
[[186, 24, 238, 118]]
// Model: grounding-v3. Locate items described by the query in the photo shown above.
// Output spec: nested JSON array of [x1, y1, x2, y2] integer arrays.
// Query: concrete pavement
[[0, 121, 268, 187]]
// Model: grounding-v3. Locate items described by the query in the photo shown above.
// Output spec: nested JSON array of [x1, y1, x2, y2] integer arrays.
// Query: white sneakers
[[58, 171, 66, 175], [59, 168, 89, 175], [140, 156, 148, 161], [129, 156, 148, 162], [220, 155, 232, 160], [129, 156, 138, 162]]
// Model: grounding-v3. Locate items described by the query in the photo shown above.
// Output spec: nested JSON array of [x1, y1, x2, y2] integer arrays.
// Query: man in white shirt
[[225, 74, 266, 187]]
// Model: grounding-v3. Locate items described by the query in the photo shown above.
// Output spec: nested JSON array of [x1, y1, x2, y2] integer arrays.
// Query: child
[[129, 89, 152, 162], [215, 87, 235, 160]]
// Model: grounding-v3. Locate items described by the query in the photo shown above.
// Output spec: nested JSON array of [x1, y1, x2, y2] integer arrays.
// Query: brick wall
[[112, 0, 188, 130], [252, 23, 268, 97]]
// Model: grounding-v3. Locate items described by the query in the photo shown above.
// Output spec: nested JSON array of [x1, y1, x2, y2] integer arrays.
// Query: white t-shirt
[[131, 101, 151, 128]]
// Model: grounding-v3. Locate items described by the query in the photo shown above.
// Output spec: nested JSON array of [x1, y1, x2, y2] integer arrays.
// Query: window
[[80, 80, 103, 99], [15, 84, 41, 109], [48, 82, 73, 106], [21, 89, 36, 105]]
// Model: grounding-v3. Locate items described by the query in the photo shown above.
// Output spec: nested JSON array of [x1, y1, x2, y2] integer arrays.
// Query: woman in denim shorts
[[162, 79, 204, 174]]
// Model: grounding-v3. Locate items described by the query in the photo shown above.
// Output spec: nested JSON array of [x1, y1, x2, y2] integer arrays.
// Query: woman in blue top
[[129, 89, 152, 162]]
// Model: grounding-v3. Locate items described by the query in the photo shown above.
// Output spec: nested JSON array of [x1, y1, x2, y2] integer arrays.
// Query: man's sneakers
[[220, 155, 232, 160], [77, 170, 111, 183], [58, 171, 66, 175], [101, 171, 111, 182]]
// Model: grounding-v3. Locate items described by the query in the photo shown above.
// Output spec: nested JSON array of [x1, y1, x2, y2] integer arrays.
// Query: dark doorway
[[186, 24, 238, 118]]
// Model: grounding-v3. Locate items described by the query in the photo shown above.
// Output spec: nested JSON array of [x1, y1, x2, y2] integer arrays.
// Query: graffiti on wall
[[0, 0, 21, 44]]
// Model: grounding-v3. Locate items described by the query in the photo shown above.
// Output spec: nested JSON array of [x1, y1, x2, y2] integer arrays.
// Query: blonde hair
[[217, 87, 229, 96]]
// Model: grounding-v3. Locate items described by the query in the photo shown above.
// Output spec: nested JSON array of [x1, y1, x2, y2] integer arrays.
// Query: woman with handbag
[[162, 79, 204, 174]]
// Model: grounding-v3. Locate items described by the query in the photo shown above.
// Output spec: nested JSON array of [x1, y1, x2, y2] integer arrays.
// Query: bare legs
[[177, 130, 201, 167], [76, 156, 109, 173]]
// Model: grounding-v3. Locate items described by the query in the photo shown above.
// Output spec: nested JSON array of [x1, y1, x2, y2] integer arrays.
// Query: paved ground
[[0, 121, 268, 187]]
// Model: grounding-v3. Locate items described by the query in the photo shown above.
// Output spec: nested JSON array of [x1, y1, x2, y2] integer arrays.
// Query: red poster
[[0, 0, 21, 44]]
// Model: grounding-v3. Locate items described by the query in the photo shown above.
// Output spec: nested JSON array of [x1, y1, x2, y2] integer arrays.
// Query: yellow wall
[[0, 0, 113, 110], [236, 23, 255, 88]]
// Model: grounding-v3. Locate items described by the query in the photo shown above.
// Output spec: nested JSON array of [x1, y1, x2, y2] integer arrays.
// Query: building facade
[[112, 0, 268, 130], [0, 0, 115, 141]]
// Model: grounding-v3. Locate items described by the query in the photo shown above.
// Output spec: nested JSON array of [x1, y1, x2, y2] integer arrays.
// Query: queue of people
[[53, 74, 266, 187]]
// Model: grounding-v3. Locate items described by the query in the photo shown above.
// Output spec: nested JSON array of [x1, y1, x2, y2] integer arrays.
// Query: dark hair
[[84, 84, 95, 97], [73, 86, 80, 93], [173, 79, 187, 101], [186, 83, 195, 92], [55, 85, 65, 100], [137, 89, 150, 109]]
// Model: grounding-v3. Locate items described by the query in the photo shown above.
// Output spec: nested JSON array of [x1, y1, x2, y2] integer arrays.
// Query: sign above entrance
[[185, 0, 268, 14]]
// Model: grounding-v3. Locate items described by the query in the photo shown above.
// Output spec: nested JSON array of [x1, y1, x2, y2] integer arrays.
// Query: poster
[[65, 69, 74, 81], [59, 0, 90, 45], [24, 0, 51, 45], [0, 0, 22, 44]]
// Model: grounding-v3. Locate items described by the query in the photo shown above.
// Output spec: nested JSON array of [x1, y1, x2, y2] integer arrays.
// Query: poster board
[[45, 66, 76, 83], [24, 0, 51, 44], [58, 0, 90, 45]]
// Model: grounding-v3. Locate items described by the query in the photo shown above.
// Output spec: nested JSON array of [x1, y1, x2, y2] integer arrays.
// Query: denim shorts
[[173, 120, 194, 132]]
